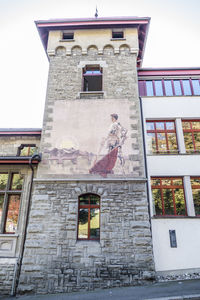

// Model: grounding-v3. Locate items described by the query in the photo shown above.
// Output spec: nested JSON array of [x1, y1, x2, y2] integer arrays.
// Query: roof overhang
[[138, 68, 200, 77], [35, 16, 150, 67], [0, 128, 41, 136]]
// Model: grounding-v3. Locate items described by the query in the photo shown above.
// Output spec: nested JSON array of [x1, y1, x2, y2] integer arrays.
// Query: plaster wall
[[142, 97, 200, 119], [47, 28, 138, 55], [152, 218, 200, 271]]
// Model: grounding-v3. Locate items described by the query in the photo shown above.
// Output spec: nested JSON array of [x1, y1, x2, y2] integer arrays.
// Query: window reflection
[[5, 195, 21, 233]]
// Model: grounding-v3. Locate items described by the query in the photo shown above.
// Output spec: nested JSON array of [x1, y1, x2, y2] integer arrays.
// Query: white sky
[[0, 0, 200, 128]]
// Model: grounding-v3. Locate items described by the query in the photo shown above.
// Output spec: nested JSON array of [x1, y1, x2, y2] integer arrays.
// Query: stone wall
[[0, 136, 40, 156], [0, 258, 15, 295], [18, 180, 155, 294], [39, 47, 144, 178]]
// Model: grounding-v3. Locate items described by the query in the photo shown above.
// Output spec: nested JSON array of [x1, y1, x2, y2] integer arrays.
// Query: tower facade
[[18, 17, 155, 293]]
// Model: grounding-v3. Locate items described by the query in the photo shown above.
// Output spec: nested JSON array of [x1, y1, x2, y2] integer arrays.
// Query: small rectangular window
[[112, 31, 124, 39], [62, 32, 74, 40]]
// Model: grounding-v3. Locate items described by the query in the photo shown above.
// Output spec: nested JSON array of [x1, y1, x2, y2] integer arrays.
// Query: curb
[[145, 294, 200, 300]]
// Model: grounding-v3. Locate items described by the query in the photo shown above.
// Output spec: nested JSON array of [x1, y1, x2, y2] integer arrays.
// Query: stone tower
[[18, 17, 155, 294]]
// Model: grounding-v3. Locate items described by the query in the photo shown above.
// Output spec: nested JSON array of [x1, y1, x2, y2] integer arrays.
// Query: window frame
[[82, 65, 103, 92], [139, 78, 200, 97], [112, 30, 124, 39], [146, 120, 178, 154], [62, 32, 74, 40], [17, 144, 37, 156], [77, 193, 100, 241], [0, 172, 23, 234], [182, 120, 200, 153], [151, 177, 187, 217]]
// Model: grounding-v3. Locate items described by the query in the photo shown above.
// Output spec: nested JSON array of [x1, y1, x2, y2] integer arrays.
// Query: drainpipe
[[11, 153, 42, 296], [139, 97, 152, 233]]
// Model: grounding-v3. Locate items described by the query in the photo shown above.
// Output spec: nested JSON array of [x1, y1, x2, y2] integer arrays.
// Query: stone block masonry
[[0, 259, 15, 295], [18, 180, 155, 294]]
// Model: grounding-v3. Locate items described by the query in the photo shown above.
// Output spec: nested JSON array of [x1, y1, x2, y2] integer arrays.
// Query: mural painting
[[41, 100, 134, 178]]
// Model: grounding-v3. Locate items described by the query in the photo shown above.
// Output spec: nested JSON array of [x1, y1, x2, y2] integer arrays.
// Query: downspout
[[11, 153, 42, 296], [139, 96, 152, 233]]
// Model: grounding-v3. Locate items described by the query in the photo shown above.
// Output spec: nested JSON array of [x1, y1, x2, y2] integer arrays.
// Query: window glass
[[0, 174, 8, 190], [192, 80, 200, 95], [79, 195, 89, 205], [20, 146, 37, 156], [78, 208, 88, 239], [164, 80, 173, 96], [166, 122, 174, 130], [156, 122, 165, 130], [152, 189, 162, 215], [90, 208, 100, 239], [194, 132, 200, 150], [10, 174, 24, 190], [183, 132, 194, 152], [163, 189, 174, 215], [192, 121, 200, 129], [146, 81, 154, 96], [175, 189, 186, 215], [174, 80, 182, 96], [0, 194, 4, 225], [182, 121, 191, 129], [5, 195, 21, 233], [182, 80, 192, 95], [168, 133, 178, 152], [90, 195, 100, 205], [112, 31, 124, 39], [151, 179, 160, 186], [154, 80, 163, 96], [193, 189, 200, 215], [147, 133, 156, 153], [146, 122, 154, 130], [157, 133, 167, 152], [161, 179, 171, 186]]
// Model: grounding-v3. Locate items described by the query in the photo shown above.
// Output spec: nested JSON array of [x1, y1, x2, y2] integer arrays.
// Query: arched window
[[78, 193, 100, 240]]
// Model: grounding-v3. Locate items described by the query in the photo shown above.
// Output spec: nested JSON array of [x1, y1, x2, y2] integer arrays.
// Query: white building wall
[[142, 95, 200, 273]]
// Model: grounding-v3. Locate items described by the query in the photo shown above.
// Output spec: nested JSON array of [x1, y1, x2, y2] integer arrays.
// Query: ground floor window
[[78, 193, 100, 240], [0, 172, 23, 233], [151, 177, 187, 216]]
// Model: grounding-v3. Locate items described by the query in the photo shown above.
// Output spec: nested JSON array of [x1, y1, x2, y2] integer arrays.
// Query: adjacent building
[[0, 16, 200, 295]]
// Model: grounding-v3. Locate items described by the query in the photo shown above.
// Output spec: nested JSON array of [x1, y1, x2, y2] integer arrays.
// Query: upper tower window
[[112, 30, 124, 39], [62, 32, 74, 40], [83, 66, 102, 92]]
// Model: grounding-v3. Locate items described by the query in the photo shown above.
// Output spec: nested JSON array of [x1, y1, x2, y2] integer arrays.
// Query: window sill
[[152, 215, 200, 219], [79, 91, 104, 99], [110, 38, 126, 41], [60, 39, 75, 42]]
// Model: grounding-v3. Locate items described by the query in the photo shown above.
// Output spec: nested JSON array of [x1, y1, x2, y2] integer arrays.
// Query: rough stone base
[[18, 180, 155, 294], [0, 261, 15, 295]]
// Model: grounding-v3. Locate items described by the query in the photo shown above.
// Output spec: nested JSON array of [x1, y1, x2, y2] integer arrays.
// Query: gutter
[[11, 153, 42, 296]]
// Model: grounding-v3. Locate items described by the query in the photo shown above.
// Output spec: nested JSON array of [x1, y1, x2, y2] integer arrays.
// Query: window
[[151, 177, 187, 216], [78, 193, 100, 240], [139, 79, 200, 96], [17, 144, 38, 156], [112, 31, 124, 39], [146, 120, 178, 154], [83, 66, 102, 92], [182, 120, 200, 153], [0, 172, 23, 233], [62, 32, 74, 40], [191, 177, 200, 215]]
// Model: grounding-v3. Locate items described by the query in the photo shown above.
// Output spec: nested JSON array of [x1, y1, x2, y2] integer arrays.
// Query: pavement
[[1, 279, 200, 300]]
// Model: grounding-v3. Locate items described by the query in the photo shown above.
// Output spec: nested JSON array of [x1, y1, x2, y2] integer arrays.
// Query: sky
[[0, 0, 200, 128]]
